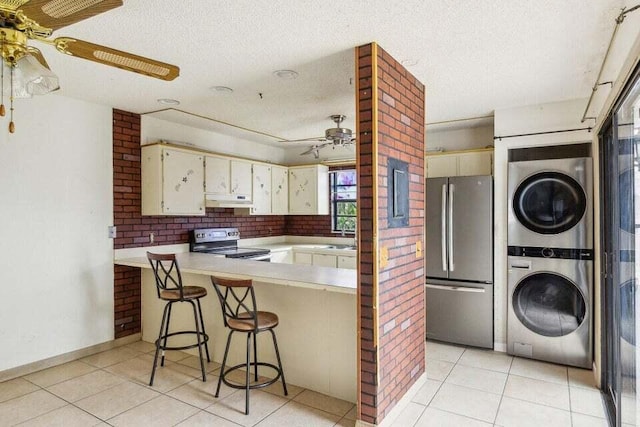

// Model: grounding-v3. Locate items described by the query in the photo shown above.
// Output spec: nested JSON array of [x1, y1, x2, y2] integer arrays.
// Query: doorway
[[599, 63, 640, 427]]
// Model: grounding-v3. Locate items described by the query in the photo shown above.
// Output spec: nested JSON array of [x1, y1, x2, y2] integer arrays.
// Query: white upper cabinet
[[251, 163, 272, 215], [205, 156, 252, 199], [230, 160, 253, 197], [142, 145, 205, 216], [425, 149, 493, 178], [271, 165, 289, 215], [204, 155, 230, 194], [288, 165, 329, 215]]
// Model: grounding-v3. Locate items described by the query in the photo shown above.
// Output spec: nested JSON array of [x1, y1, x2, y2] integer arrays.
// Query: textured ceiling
[[26, 0, 636, 146]]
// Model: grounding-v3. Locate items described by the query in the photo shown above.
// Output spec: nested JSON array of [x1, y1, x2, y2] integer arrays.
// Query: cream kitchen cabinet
[[312, 253, 338, 267], [271, 165, 289, 215], [205, 156, 252, 199], [288, 165, 329, 215], [425, 149, 493, 178], [251, 163, 272, 215], [294, 252, 313, 265], [337, 255, 357, 270], [142, 145, 205, 215]]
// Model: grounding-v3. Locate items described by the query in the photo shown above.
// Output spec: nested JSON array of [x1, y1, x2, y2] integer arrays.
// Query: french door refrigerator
[[425, 175, 494, 348]]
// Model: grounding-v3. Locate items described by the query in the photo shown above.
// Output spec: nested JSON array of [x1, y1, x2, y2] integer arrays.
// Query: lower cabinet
[[337, 255, 357, 270], [293, 250, 356, 269], [312, 253, 338, 268]]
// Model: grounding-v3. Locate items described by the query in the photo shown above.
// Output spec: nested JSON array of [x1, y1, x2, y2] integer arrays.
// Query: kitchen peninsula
[[114, 250, 357, 402]]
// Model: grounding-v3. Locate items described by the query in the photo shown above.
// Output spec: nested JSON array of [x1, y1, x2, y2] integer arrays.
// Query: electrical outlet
[[108, 226, 117, 239], [149, 232, 155, 243]]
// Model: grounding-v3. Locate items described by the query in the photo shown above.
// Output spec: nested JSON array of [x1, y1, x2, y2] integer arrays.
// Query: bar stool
[[147, 252, 210, 386], [210, 276, 287, 415]]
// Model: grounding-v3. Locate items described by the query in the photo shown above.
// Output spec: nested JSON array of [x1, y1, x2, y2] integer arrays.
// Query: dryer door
[[512, 272, 587, 337], [512, 172, 587, 235]]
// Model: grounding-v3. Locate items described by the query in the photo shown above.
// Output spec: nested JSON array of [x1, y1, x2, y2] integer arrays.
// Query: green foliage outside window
[[331, 170, 357, 233]]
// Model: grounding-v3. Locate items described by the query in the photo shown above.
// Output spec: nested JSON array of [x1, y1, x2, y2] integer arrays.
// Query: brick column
[[356, 42, 426, 425]]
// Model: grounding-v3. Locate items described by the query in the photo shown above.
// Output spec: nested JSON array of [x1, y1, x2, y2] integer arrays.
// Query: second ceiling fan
[[282, 114, 356, 158]]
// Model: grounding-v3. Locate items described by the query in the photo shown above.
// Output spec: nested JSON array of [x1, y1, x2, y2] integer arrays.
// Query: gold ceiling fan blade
[[54, 37, 180, 81], [20, 0, 123, 31], [0, 0, 30, 11]]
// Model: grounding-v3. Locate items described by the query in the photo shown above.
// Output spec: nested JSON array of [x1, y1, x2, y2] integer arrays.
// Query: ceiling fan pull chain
[[0, 34, 5, 118], [9, 65, 15, 133]]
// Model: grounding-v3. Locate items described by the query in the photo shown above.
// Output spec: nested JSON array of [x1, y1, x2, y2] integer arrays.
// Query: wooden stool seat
[[160, 286, 207, 301], [228, 311, 279, 332]]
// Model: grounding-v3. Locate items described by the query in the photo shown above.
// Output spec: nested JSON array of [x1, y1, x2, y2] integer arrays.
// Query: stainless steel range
[[189, 228, 271, 261]]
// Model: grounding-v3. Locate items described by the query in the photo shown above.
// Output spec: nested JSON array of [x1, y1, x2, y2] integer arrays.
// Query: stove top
[[189, 227, 270, 259]]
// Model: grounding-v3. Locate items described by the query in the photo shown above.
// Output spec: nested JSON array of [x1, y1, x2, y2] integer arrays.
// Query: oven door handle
[[249, 253, 272, 261]]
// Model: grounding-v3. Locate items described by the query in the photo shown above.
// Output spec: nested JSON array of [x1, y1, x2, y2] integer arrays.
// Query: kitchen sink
[[325, 245, 357, 250]]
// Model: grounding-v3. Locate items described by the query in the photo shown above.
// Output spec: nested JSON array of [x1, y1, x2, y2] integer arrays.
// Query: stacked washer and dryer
[[507, 145, 593, 369]]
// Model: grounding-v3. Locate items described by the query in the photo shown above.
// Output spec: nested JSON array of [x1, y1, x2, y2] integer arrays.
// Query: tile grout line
[[491, 350, 515, 425]]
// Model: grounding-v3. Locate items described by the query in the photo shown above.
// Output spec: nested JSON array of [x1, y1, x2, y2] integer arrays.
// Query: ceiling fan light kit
[[0, 0, 180, 133]]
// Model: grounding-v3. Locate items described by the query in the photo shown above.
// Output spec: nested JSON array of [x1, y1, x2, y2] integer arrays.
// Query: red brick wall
[[114, 265, 141, 338], [357, 43, 425, 424]]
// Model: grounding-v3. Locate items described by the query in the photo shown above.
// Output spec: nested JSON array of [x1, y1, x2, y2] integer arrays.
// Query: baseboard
[[0, 333, 141, 383], [355, 372, 427, 427]]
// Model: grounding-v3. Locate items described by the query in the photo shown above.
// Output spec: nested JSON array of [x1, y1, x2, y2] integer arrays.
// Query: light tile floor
[[388, 340, 614, 427], [0, 340, 616, 427], [0, 341, 356, 426]]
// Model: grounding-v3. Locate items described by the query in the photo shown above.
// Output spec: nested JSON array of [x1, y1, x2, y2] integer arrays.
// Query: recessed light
[[210, 86, 234, 94], [157, 98, 180, 105], [273, 69, 299, 79]]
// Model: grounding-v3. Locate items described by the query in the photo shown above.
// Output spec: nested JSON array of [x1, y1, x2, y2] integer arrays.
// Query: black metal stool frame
[[147, 252, 210, 386], [211, 276, 287, 415]]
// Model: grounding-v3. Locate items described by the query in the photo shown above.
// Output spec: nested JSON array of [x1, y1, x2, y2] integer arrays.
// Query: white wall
[[426, 124, 494, 152], [493, 98, 591, 352], [0, 95, 113, 372], [142, 116, 287, 164]]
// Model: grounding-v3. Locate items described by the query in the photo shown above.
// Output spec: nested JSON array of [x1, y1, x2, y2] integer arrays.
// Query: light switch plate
[[416, 240, 422, 258]]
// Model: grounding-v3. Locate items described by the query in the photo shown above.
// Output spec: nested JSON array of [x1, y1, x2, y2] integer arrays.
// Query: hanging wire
[[9, 64, 15, 133]]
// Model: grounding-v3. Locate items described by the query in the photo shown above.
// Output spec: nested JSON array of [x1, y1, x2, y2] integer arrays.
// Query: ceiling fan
[[281, 114, 356, 157], [0, 0, 179, 133]]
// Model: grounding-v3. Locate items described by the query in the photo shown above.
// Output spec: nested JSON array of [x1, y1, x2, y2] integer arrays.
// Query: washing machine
[[507, 249, 592, 368], [508, 157, 592, 249]]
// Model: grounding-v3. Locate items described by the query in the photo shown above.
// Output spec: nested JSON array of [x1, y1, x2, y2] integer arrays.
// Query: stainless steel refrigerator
[[425, 175, 494, 348]]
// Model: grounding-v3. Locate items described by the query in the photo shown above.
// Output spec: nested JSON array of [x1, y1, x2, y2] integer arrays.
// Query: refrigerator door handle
[[448, 183, 455, 271], [426, 283, 485, 293], [441, 184, 448, 271]]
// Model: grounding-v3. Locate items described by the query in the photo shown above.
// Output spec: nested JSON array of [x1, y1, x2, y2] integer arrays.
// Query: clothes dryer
[[507, 248, 592, 368], [508, 157, 592, 249]]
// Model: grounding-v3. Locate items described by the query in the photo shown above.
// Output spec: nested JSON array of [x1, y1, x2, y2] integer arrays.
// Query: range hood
[[205, 193, 253, 208]]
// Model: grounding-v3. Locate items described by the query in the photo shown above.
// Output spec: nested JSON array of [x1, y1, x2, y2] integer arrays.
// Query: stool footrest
[[155, 330, 209, 352], [221, 362, 283, 390]]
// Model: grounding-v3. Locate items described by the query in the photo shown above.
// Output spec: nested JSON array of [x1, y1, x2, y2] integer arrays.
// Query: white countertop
[[114, 252, 357, 294]]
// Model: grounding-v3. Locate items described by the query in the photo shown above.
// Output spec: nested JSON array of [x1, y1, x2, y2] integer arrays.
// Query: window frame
[[330, 169, 357, 234]]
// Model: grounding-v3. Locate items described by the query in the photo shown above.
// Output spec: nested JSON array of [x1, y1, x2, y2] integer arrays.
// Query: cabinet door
[[312, 253, 337, 268], [426, 155, 457, 178], [205, 156, 230, 194], [231, 160, 252, 195], [337, 255, 357, 270], [252, 163, 272, 215], [162, 149, 204, 215], [289, 167, 317, 214], [457, 152, 493, 176], [294, 252, 313, 265], [271, 165, 289, 214]]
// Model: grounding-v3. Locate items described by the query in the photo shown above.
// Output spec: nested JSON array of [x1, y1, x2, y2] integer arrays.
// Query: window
[[330, 169, 357, 233]]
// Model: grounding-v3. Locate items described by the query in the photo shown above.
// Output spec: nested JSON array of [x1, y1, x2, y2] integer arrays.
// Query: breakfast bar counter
[[114, 252, 357, 402]]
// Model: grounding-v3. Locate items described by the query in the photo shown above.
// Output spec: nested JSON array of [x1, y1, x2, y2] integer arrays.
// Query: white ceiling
[[25, 0, 636, 146]]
